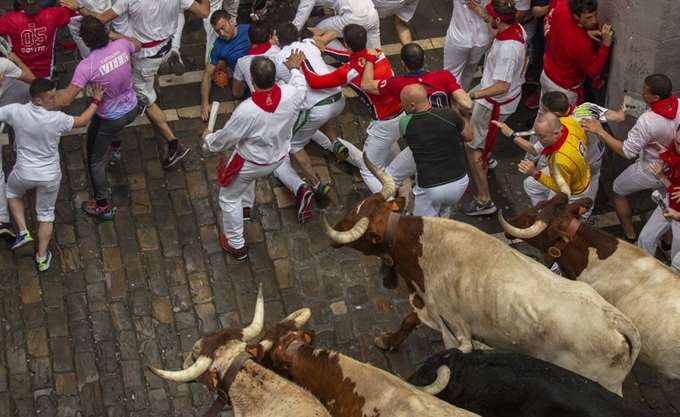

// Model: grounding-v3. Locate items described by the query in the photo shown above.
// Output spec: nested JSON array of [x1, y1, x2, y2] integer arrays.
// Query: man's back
[[234, 45, 281, 93], [0, 7, 72, 77], [378, 69, 461, 109]]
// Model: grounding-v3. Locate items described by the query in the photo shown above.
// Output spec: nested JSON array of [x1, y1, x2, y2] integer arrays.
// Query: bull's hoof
[[374, 334, 397, 351]]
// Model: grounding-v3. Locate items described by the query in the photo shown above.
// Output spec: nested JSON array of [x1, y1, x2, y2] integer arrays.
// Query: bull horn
[[149, 355, 212, 383], [322, 215, 370, 244], [241, 284, 264, 342], [549, 158, 571, 197], [413, 365, 451, 395], [363, 153, 396, 200], [258, 339, 274, 353], [285, 308, 312, 329], [498, 211, 548, 239]]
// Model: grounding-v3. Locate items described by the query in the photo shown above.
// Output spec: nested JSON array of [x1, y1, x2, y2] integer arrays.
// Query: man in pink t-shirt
[[55, 16, 141, 220]]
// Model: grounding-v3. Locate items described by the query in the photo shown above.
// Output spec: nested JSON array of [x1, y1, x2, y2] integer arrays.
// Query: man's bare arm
[[201, 64, 216, 121], [470, 81, 510, 100], [189, 0, 210, 18], [360, 60, 380, 95], [54, 84, 82, 108]]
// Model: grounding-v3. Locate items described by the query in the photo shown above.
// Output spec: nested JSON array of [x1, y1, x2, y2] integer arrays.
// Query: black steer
[[408, 349, 653, 417]]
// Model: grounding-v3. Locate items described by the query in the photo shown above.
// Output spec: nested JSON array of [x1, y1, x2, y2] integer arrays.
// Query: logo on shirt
[[98, 53, 130, 76], [20, 24, 48, 54]]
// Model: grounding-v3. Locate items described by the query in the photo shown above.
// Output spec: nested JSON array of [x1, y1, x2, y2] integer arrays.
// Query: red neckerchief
[[495, 22, 526, 44], [541, 126, 569, 156], [251, 85, 281, 113], [650, 96, 679, 120], [247, 43, 272, 56], [566, 104, 576, 116]]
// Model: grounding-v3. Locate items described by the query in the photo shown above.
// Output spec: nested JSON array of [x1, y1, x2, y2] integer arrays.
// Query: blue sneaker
[[11, 230, 33, 250], [36, 250, 52, 272]]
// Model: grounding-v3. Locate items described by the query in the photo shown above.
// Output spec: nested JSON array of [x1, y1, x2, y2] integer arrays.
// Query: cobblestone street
[[1, 1, 680, 416]]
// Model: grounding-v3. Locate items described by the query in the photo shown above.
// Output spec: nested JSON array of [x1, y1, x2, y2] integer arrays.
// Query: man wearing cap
[[462, 0, 528, 216]]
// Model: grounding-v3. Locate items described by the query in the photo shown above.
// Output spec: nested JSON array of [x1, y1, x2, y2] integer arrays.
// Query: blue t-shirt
[[209, 24, 250, 69]]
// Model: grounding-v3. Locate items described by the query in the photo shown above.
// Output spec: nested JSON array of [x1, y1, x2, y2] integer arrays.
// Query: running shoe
[[11, 230, 33, 250], [109, 146, 122, 166], [0, 222, 16, 241], [81, 200, 115, 221], [219, 233, 248, 261], [296, 184, 314, 224], [163, 142, 192, 169], [487, 155, 498, 169], [333, 141, 349, 161], [462, 198, 498, 217], [36, 250, 52, 272], [243, 207, 253, 222], [312, 181, 332, 202]]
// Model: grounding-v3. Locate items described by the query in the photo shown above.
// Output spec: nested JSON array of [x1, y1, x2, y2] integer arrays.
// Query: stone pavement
[[1, 1, 680, 416]]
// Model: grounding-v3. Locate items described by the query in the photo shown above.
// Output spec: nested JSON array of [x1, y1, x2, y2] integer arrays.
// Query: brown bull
[[501, 193, 680, 380], [322, 156, 640, 395], [148, 286, 331, 417]]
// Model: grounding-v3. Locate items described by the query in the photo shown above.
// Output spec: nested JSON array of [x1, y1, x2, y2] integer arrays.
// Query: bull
[[500, 193, 680, 380], [253, 325, 480, 417], [322, 156, 641, 395], [148, 286, 332, 417], [408, 348, 654, 417]]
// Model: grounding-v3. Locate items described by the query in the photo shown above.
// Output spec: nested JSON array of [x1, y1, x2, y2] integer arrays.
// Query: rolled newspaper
[[203, 101, 220, 151]]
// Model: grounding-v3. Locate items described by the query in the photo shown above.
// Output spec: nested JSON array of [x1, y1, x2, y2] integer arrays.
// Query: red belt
[[217, 152, 283, 187], [141, 39, 168, 48], [481, 92, 521, 168]]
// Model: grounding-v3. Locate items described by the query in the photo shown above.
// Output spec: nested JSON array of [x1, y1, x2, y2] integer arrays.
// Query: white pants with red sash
[[539, 71, 582, 107], [219, 155, 285, 248], [638, 196, 680, 267]]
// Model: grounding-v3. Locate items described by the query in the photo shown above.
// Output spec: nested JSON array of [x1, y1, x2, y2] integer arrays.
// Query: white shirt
[[233, 45, 282, 93], [111, 0, 194, 58], [371, 0, 420, 21], [205, 69, 307, 164], [622, 99, 680, 164], [0, 57, 23, 97], [477, 29, 527, 114], [276, 39, 341, 109], [81, 0, 111, 12], [292, 0, 375, 30], [446, 0, 493, 48], [0, 103, 74, 182]]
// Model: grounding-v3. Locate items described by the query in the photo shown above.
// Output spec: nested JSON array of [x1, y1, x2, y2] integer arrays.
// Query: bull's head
[[498, 194, 593, 275], [323, 154, 404, 255], [148, 285, 267, 386]]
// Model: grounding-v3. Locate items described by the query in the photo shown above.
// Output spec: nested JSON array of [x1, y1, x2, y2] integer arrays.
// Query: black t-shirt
[[399, 108, 467, 188]]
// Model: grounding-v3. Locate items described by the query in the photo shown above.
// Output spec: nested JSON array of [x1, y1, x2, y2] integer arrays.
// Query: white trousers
[[361, 115, 404, 194], [0, 144, 8, 223], [539, 71, 579, 107], [315, 9, 382, 49], [6, 171, 61, 223], [172, 0, 229, 62], [291, 98, 345, 153], [386, 146, 415, 189], [443, 41, 488, 91], [523, 168, 596, 218], [613, 160, 664, 196], [414, 175, 469, 218], [219, 158, 283, 248], [638, 198, 680, 263]]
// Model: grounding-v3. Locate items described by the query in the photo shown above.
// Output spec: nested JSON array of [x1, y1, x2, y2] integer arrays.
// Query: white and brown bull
[[148, 286, 331, 417], [252, 326, 480, 417], [322, 156, 641, 395], [501, 193, 680, 380]]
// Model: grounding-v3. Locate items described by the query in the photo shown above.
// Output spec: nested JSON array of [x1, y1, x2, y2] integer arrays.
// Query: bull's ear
[[302, 331, 314, 345], [391, 197, 406, 212]]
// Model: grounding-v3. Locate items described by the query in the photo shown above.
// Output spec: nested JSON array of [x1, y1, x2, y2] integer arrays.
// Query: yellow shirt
[[538, 117, 591, 195]]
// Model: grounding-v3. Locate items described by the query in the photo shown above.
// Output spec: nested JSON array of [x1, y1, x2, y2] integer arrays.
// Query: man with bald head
[[518, 112, 592, 209], [398, 84, 473, 217]]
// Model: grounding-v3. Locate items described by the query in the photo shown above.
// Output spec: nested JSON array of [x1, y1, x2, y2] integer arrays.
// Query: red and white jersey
[[377, 69, 462, 109], [204, 69, 307, 165], [276, 38, 341, 110], [233, 43, 281, 93], [301, 47, 402, 120], [477, 23, 527, 114], [0, 7, 73, 78]]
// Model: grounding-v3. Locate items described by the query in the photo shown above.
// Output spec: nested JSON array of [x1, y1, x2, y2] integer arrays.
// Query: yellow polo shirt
[[538, 117, 591, 195]]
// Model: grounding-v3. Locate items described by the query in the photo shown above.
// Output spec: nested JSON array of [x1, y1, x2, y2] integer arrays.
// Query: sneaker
[[109, 146, 121, 166], [487, 155, 498, 169], [312, 181, 331, 202], [11, 230, 33, 250], [81, 200, 115, 221], [332, 141, 349, 161], [166, 49, 186, 76], [36, 250, 52, 272], [0, 222, 17, 241], [243, 207, 253, 222], [462, 198, 498, 217], [296, 185, 314, 224], [219, 233, 248, 261], [163, 142, 192, 170], [524, 90, 540, 110]]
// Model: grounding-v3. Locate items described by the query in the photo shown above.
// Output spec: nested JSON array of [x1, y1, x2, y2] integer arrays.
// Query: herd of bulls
[[149, 157, 678, 417]]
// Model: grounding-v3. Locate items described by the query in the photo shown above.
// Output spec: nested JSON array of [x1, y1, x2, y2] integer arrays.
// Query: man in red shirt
[[0, 0, 73, 78], [360, 42, 472, 189], [292, 24, 404, 194], [541, 0, 613, 105]]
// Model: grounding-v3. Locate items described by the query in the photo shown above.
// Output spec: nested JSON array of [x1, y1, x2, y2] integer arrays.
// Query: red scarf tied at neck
[[651, 95, 679, 120], [247, 43, 272, 56], [251, 85, 282, 113]]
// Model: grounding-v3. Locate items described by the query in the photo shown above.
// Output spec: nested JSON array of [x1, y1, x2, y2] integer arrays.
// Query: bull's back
[[417, 219, 639, 393], [579, 243, 680, 379]]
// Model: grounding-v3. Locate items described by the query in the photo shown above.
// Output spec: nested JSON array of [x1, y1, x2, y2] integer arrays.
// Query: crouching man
[[202, 55, 306, 261], [1, 78, 102, 271]]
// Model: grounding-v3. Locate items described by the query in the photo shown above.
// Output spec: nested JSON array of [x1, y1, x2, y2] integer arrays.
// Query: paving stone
[[20, 275, 42, 304], [87, 282, 108, 312], [127, 173, 147, 191], [169, 285, 192, 312], [273, 259, 292, 289], [51, 337, 74, 373], [30, 356, 53, 389], [118, 331, 139, 361], [100, 374, 125, 407], [107, 269, 127, 301], [102, 247, 122, 272], [42, 281, 65, 310], [56, 223, 77, 246], [195, 303, 219, 333], [158, 226, 181, 258], [258, 204, 281, 231], [151, 297, 174, 325], [192, 198, 216, 226], [130, 189, 152, 215], [22, 302, 46, 329], [273, 186, 296, 209], [9, 372, 32, 398], [75, 351, 99, 387], [91, 311, 114, 343], [189, 273, 213, 304], [186, 170, 209, 199], [131, 289, 152, 317], [137, 226, 161, 252], [330, 301, 348, 316], [70, 320, 95, 353], [0, 369, 6, 392], [47, 308, 69, 338], [265, 231, 288, 260], [80, 381, 104, 417], [65, 293, 88, 322], [199, 225, 222, 254], [183, 244, 206, 274], [244, 221, 264, 243], [26, 327, 49, 357], [54, 373, 77, 396]]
